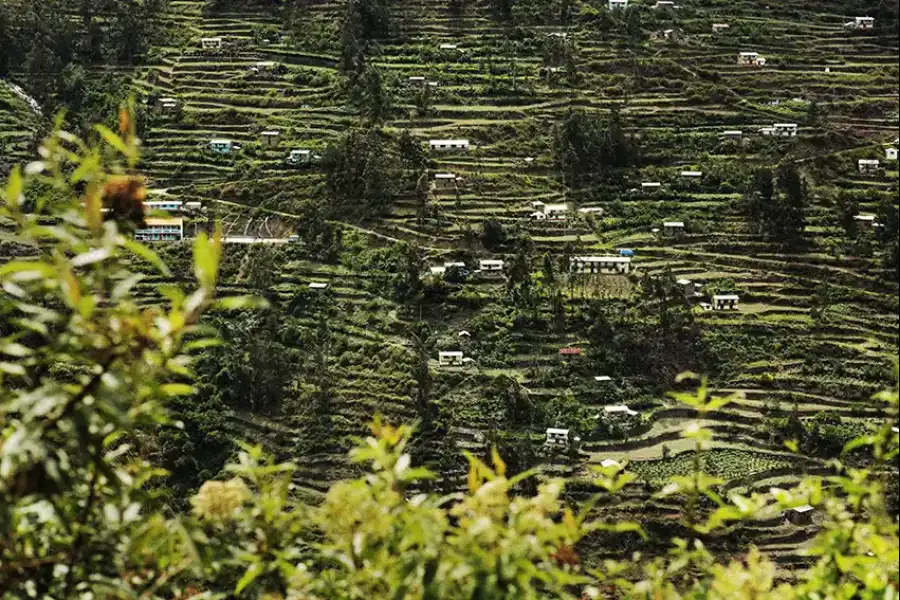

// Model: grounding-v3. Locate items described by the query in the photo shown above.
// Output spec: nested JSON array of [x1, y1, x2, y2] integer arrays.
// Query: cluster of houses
[[844, 16, 875, 30], [545, 403, 642, 448], [673, 278, 741, 311], [429, 259, 506, 278], [760, 123, 798, 137], [530, 201, 569, 221], [133, 198, 205, 242], [429, 139, 470, 152], [205, 135, 320, 164], [526, 202, 603, 222], [570, 256, 632, 275]]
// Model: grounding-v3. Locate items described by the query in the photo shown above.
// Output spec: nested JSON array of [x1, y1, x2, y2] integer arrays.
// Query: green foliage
[[323, 127, 401, 220], [557, 108, 638, 189], [743, 164, 808, 245], [0, 0, 169, 131]]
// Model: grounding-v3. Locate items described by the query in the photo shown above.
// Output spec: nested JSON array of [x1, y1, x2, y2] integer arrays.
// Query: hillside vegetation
[[1, 0, 898, 578]]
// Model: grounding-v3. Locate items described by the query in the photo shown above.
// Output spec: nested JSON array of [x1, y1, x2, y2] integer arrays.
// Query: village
[[2, 0, 894, 577]]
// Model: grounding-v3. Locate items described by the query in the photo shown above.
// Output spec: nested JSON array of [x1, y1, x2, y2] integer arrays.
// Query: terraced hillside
[[0, 81, 41, 173], [5, 0, 900, 571]]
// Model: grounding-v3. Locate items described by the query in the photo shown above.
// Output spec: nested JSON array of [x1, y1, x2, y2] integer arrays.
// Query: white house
[[253, 61, 276, 73], [479, 259, 505, 273], [773, 123, 799, 137], [608, 0, 628, 8], [723, 130, 743, 139], [603, 405, 639, 417], [546, 428, 570, 446], [543, 203, 569, 220], [429, 266, 447, 277], [600, 458, 621, 469], [738, 52, 766, 67], [200, 37, 223, 50], [886, 147, 898, 161], [681, 170, 703, 178], [594, 375, 613, 383], [712, 23, 730, 34], [433, 173, 459, 188], [185, 201, 202, 211], [288, 149, 313, 164], [654, 1, 676, 8], [145, 200, 184, 213], [854, 214, 877, 227], [712, 294, 740, 310], [858, 159, 880, 174], [438, 351, 464, 367], [642, 182, 662, 193], [261, 130, 281, 147], [209, 139, 233, 154], [663, 221, 685, 236], [135, 217, 184, 242], [439, 43, 459, 51], [308, 282, 329, 291], [429, 139, 470, 152], [845, 16, 875, 30], [571, 256, 632, 275], [532, 203, 569, 221]]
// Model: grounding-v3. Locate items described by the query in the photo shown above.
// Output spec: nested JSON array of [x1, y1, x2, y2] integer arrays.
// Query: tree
[[506, 241, 537, 314], [412, 80, 435, 118], [323, 127, 401, 219], [480, 218, 509, 250], [197, 311, 294, 415], [557, 108, 637, 188], [625, 6, 644, 45], [806, 99, 827, 127], [743, 165, 807, 245], [744, 168, 774, 226], [771, 163, 807, 243], [836, 192, 860, 241], [360, 64, 392, 123]]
